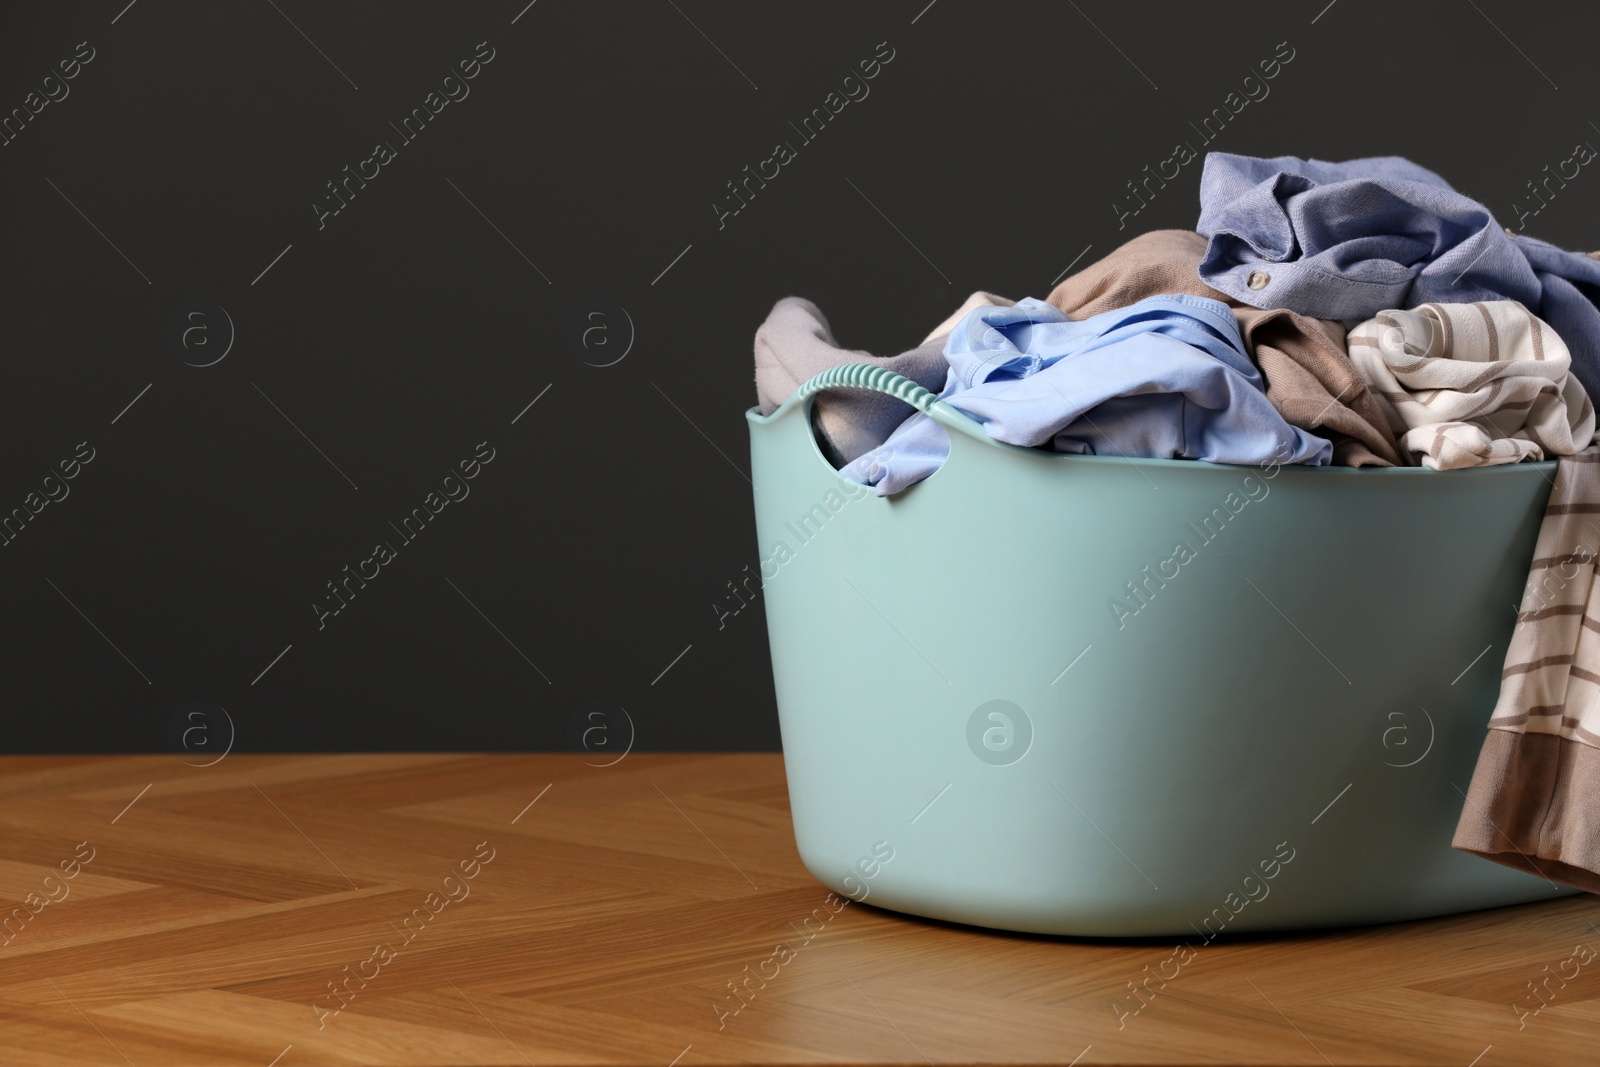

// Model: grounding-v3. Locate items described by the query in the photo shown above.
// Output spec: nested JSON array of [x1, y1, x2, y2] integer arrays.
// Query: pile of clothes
[[752, 151, 1600, 893]]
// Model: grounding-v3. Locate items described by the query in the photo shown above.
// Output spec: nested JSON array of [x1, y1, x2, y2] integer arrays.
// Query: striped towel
[[1347, 300, 1600, 888], [1454, 448, 1600, 890], [1345, 301, 1595, 469]]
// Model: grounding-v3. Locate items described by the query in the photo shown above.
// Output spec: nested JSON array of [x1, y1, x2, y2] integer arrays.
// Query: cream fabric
[[1345, 301, 1595, 469], [919, 290, 1015, 345]]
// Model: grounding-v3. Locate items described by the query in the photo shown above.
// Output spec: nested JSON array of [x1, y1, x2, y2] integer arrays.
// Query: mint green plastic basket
[[748, 364, 1576, 937]]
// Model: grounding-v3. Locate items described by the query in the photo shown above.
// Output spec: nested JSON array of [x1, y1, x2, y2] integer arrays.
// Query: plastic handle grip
[[787, 363, 995, 444]]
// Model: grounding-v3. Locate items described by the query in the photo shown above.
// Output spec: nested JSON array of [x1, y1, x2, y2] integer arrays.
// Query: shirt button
[[1504, 226, 1518, 237], [1246, 270, 1270, 291]]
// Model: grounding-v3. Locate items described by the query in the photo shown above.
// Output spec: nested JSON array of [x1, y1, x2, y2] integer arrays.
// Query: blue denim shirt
[[839, 295, 1331, 496], [1195, 152, 1600, 402]]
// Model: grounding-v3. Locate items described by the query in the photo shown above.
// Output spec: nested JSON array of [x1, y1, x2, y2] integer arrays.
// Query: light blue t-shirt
[[840, 294, 1331, 495]]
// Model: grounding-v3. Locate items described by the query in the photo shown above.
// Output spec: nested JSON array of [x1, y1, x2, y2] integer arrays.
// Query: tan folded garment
[[1046, 230, 1403, 467]]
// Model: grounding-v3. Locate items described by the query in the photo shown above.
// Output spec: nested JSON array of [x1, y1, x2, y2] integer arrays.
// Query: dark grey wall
[[2, 1, 1596, 752]]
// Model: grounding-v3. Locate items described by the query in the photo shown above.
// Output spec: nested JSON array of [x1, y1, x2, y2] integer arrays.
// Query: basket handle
[[783, 363, 995, 445]]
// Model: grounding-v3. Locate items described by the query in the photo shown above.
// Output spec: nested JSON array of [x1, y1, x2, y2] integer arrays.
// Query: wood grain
[[0, 753, 1596, 1065]]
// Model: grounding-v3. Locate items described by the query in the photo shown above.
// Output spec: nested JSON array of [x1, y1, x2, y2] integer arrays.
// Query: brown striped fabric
[[1345, 301, 1595, 469], [1455, 443, 1600, 891]]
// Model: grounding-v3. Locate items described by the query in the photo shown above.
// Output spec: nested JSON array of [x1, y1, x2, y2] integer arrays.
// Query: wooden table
[[2, 754, 1596, 1066]]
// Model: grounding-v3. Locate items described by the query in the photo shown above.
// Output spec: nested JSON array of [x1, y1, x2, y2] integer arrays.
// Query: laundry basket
[[748, 364, 1577, 937]]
